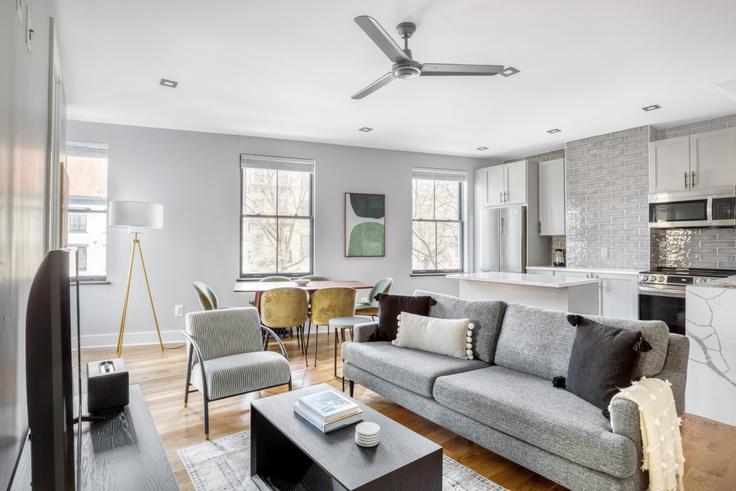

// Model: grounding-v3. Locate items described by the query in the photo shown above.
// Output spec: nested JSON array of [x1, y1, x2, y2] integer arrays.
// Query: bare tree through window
[[240, 157, 314, 277], [412, 173, 464, 273]]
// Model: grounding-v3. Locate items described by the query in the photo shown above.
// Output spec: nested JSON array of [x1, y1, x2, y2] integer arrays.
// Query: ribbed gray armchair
[[183, 307, 292, 438]]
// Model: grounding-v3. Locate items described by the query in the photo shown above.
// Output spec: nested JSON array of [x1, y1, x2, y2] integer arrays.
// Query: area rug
[[178, 430, 507, 490]]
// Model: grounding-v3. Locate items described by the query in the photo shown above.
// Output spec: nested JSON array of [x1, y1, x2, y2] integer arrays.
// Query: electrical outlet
[[601, 246, 608, 258], [174, 304, 184, 317]]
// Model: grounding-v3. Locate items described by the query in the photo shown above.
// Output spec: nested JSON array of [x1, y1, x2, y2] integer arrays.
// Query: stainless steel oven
[[648, 187, 736, 228], [638, 268, 735, 334]]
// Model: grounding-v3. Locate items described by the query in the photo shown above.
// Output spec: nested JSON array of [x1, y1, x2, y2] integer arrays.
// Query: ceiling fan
[[351, 15, 506, 100]]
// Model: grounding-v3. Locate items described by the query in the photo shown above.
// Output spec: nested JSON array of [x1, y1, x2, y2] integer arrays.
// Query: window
[[240, 155, 314, 278], [65, 141, 108, 280], [412, 168, 465, 274]]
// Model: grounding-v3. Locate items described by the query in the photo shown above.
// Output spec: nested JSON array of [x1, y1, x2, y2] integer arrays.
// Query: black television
[[25, 249, 82, 490]]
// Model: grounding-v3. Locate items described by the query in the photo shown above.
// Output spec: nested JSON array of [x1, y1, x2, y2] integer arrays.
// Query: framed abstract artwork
[[344, 193, 385, 257]]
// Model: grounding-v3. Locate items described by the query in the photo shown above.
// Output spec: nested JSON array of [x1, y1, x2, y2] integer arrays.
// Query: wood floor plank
[[79, 333, 736, 490]]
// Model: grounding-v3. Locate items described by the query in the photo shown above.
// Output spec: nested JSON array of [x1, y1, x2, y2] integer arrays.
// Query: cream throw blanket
[[611, 377, 685, 491]]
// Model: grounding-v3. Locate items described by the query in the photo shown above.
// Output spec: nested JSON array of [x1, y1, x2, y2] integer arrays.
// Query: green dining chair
[[258, 276, 291, 282], [299, 274, 330, 281], [355, 277, 393, 318], [193, 281, 219, 310]]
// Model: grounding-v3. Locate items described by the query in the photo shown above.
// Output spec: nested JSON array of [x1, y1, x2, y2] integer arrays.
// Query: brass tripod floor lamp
[[109, 200, 165, 356]]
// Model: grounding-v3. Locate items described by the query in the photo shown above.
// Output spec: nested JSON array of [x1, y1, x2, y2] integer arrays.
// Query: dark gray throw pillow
[[373, 294, 435, 341], [562, 315, 650, 414]]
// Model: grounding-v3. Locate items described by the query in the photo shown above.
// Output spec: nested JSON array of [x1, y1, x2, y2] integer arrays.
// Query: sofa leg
[[348, 380, 355, 397], [288, 379, 293, 391]]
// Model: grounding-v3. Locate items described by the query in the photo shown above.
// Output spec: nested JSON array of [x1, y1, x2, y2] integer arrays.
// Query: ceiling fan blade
[[420, 63, 505, 76], [351, 72, 395, 100], [354, 15, 410, 63]]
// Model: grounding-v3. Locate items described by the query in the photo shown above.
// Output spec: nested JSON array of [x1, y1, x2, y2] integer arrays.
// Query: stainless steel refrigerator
[[478, 205, 527, 273]]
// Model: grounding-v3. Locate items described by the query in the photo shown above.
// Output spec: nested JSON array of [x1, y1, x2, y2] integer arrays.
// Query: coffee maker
[[552, 249, 566, 267]]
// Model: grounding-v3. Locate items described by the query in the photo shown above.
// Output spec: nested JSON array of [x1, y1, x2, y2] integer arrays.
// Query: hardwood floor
[[81, 333, 736, 491]]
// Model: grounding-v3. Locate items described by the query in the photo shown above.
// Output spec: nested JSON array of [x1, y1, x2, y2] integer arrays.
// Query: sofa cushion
[[414, 290, 506, 363], [494, 304, 670, 380], [433, 366, 637, 478], [494, 304, 575, 380], [341, 341, 487, 397], [374, 294, 435, 341]]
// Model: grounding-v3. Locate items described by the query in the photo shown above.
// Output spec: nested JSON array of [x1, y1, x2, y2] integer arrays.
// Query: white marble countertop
[[686, 276, 736, 290], [446, 272, 600, 288], [526, 265, 641, 276]]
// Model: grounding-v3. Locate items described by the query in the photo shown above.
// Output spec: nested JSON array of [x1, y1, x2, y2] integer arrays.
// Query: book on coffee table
[[294, 389, 363, 433]]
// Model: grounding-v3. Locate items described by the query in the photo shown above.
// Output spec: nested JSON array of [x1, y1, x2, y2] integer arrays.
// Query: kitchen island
[[686, 277, 736, 427], [447, 272, 600, 315]]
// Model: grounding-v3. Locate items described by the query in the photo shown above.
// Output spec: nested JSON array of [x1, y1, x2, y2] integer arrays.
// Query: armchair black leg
[[184, 343, 193, 407], [204, 398, 210, 440], [348, 380, 355, 397]]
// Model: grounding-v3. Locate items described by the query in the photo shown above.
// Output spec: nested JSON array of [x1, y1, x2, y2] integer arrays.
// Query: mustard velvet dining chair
[[304, 287, 356, 367], [354, 277, 393, 318], [260, 287, 309, 354]]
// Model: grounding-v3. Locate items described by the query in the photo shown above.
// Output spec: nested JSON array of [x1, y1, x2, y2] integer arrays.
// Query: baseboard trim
[[73, 330, 185, 349]]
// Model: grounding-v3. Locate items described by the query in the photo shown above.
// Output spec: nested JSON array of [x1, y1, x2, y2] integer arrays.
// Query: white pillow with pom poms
[[392, 311, 474, 360]]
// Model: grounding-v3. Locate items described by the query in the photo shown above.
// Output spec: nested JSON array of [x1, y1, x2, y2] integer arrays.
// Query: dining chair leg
[[314, 325, 319, 367], [304, 321, 311, 367], [333, 327, 338, 378]]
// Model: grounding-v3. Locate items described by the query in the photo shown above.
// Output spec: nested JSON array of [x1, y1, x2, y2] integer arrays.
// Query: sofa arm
[[656, 333, 689, 416], [353, 321, 378, 342], [609, 398, 642, 444]]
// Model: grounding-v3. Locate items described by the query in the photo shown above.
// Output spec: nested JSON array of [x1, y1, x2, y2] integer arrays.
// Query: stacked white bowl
[[354, 422, 381, 447]]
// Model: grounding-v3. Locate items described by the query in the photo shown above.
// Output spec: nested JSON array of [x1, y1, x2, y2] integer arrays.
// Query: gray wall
[[67, 121, 484, 347], [0, 0, 55, 487], [564, 126, 652, 270]]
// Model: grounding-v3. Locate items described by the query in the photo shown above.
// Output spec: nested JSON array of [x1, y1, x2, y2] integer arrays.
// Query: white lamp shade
[[109, 201, 164, 230]]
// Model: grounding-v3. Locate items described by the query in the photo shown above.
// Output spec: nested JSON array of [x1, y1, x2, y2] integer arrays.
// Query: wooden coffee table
[[250, 384, 442, 490]]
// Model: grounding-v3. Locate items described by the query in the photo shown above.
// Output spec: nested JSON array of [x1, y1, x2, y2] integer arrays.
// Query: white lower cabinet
[[526, 268, 639, 319]]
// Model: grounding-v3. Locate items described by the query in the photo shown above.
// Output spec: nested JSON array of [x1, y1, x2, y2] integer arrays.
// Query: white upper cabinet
[[476, 161, 527, 207], [690, 128, 736, 189], [504, 160, 527, 205], [649, 128, 736, 193], [649, 136, 690, 193], [538, 158, 565, 236], [486, 165, 505, 206]]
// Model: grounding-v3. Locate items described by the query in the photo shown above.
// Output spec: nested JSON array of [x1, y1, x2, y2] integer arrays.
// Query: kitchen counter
[[448, 272, 600, 315], [685, 280, 736, 427], [446, 272, 599, 288], [526, 265, 641, 276]]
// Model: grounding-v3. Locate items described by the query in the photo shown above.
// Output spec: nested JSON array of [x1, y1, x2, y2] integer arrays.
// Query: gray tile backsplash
[[564, 126, 652, 270], [651, 228, 736, 270]]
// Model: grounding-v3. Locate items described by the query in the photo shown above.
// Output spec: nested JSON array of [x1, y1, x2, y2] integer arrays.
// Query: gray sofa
[[341, 290, 689, 491]]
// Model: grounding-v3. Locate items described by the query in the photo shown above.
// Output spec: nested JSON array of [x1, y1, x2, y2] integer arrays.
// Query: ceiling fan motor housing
[[392, 60, 422, 79]]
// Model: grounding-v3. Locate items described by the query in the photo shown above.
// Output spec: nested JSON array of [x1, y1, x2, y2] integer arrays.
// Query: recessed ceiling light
[[160, 78, 178, 88], [547, 128, 562, 134], [476, 146, 489, 151], [642, 104, 661, 112], [500, 66, 520, 77], [358, 127, 373, 132]]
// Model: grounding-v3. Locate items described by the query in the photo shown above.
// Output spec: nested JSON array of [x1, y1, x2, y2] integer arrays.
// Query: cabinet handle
[[691, 170, 696, 188], [684, 172, 689, 189]]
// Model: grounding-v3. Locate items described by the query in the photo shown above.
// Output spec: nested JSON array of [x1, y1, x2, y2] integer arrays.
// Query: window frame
[[239, 154, 315, 280], [65, 140, 109, 282], [411, 171, 466, 275]]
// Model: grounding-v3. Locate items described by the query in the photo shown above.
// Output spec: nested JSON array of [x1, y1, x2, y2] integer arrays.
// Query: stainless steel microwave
[[648, 187, 736, 228]]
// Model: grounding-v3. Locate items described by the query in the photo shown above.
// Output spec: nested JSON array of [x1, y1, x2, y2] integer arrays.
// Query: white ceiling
[[56, 0, 736, 159]]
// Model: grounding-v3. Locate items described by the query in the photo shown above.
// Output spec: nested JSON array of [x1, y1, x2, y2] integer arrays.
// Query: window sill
[[79, 279, 110, 285]]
